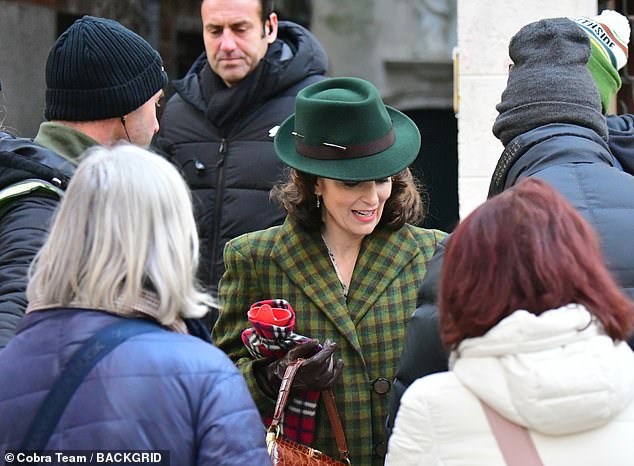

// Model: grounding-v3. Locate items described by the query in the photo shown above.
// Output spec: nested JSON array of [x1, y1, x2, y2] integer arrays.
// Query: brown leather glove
[[259, 339, 344, 394]]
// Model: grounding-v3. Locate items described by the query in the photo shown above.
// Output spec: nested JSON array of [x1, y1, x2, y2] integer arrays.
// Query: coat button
[[371, 377, 391, 395], [374, 441, 387, 457]]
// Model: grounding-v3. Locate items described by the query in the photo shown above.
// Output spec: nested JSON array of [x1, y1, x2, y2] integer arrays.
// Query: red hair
[[439, 177, 634, 348]]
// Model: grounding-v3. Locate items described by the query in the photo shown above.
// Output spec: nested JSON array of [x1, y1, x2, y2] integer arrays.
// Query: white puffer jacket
[[386, 304, 634, 466]]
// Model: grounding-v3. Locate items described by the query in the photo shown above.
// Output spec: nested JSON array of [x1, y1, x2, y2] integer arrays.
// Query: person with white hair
[[0, 144, 269, 464]]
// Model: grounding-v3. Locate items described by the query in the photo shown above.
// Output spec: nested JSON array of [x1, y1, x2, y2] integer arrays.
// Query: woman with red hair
[[386, 178, 634, 465]]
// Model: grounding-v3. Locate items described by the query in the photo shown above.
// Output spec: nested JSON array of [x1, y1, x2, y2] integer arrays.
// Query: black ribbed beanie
[[493, 18, 608, 146], [45, 16, 168, 121]]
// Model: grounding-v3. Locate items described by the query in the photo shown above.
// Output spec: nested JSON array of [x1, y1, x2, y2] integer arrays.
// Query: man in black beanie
[[0, 16, 167, 349], [35, 15, 168, 155]]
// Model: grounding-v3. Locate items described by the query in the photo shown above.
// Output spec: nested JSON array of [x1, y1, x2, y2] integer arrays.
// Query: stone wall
[[312, 0, 457, 110], [0, 0, 55, 137]]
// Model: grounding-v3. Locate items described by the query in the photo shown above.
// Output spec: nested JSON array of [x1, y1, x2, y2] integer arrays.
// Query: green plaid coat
[[213, 218, 446, 465]]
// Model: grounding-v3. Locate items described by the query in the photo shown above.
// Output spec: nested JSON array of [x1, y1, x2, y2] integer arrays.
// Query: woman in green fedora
[[212, 77, 447, 465]]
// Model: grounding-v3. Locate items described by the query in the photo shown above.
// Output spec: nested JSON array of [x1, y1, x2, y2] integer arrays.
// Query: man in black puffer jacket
[[386, 16, 634, 443], [156, 0, 328, 328], [0, 133, 74, 349]]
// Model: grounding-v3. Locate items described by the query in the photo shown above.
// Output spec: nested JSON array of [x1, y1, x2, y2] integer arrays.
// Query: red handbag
[[266, 358, 351, 465]]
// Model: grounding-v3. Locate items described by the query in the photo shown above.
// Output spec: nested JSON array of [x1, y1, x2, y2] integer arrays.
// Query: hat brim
[[274, 106, 421, 181]]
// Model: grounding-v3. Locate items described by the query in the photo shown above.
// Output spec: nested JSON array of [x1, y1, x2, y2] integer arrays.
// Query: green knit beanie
[[573, 10, 630, 113]]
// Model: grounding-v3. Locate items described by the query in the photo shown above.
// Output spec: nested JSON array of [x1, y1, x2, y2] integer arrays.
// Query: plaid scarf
[[242, 299, 321, 445]]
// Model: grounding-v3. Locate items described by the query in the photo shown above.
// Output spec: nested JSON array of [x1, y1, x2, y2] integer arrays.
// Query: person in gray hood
[[156, 0, 328, 329]]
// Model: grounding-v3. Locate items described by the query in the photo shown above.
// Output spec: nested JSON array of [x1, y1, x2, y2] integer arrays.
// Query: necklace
[[321, 234, 349, 298]]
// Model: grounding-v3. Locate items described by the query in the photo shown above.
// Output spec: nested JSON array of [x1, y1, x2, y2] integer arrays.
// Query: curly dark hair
[[270, 168, 425, 232]]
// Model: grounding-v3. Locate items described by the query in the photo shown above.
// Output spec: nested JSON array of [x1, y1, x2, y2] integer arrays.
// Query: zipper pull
[[217, 138, 228, 168]]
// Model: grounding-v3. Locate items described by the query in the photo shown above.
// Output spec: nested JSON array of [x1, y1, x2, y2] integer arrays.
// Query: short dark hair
[[200, 0, 275, 23], [439, 177, 634, 348], [260, 0, 275, 22], [270, 167, 424, 232]]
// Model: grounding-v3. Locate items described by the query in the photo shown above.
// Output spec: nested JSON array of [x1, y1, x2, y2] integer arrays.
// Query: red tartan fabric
[[241, 299, 321, 445]]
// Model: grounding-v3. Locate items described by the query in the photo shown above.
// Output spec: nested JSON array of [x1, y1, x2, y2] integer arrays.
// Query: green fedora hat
[[274, 77, 421, 181]]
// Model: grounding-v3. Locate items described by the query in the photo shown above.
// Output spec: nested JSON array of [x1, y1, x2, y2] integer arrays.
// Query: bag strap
[[20, 318, 164, 450], [269, 358, 350, 463], [479, 400, 544, 466]]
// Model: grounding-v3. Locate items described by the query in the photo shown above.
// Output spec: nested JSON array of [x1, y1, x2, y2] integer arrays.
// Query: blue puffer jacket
[[488, 123, 634, 297], [0, 308, 270, 465]]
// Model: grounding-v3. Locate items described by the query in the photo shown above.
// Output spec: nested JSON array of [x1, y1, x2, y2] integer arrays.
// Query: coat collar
[[270, 219, 422, 355], [34, 122, 98, 165], [488, 123, 615, 198]]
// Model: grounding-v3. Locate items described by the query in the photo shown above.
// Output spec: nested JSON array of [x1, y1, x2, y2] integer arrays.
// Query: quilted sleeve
[[385, 377, 438, 465], [0, 193, 58, 349], [196, 363, 271, 466]]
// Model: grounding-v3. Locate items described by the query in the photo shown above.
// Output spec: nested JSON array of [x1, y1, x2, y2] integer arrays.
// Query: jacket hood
[[273, 21, 328, 85], [607, 114, 634, 175], [0, 131, 75, 190], [488, 123, 616, 198], [451, 304, 634, 435], [171, 21, 327, 114]]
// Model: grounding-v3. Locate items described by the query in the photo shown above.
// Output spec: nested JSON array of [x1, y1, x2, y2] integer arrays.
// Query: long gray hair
[[27, 144, 214, 325]]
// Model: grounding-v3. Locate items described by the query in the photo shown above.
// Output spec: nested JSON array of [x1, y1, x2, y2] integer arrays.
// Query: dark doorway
[[405, 109, 459, 233]]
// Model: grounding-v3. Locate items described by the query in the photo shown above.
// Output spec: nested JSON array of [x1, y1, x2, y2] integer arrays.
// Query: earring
[[316, 196, 321, 209]]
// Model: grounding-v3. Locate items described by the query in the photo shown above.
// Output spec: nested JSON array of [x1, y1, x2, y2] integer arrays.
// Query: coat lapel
[[270, 220, 363, 354], [347, 226, 422, 323]]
